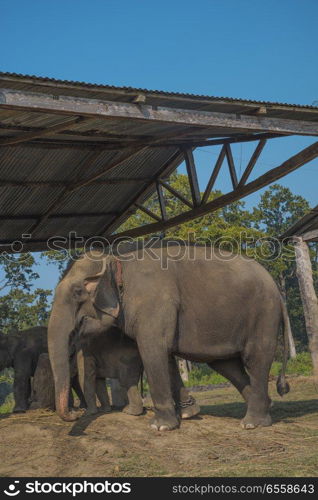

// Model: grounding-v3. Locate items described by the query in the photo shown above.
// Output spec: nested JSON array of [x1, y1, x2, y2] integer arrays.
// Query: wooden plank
[[135, 203, 162, 222], [7, 131, 287, 151], [238, 139, 267, 186], [301, 229, 318, 242], [0, 178, 151, 188], [167, 132, 285, 149], [225, 144, 238, 189], [2, 73, 318, 119], [105, 140, 318, 240], [201, 146, 226, 204], [183, 148, 201, 206], [159, 180, 193, 209], [1, 88, 318, 136], [0, 116, 88, 146], [0, 212, 119, 221], [156, 181, 167, 220]]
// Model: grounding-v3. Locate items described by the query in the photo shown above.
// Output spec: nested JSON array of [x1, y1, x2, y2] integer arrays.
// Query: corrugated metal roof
[[0, 71, 317, 252], [1, 71, 317, 109]]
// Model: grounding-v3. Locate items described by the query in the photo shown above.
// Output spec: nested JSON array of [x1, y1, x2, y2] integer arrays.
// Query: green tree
[[0, 253, 51, 333]]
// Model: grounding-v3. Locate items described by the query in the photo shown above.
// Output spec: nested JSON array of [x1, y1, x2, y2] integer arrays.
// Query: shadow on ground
[[200, 399, 318, 422]]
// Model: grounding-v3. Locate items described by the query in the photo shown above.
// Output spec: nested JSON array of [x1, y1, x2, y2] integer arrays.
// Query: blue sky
[[1, 0, 317, 291]]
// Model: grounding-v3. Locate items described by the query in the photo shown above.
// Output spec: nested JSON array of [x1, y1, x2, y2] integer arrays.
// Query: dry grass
[[0, 377, 317, 477]]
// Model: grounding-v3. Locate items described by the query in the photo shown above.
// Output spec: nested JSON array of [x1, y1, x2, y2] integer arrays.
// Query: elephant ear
[[93, 259, 122, 318]]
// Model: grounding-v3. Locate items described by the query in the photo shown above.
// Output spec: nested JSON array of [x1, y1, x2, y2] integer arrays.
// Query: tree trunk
[[279, 273, 297, 358], [294, 237, 318, 385], [109, 379, 128, 408], [178, 358, 190, 382]]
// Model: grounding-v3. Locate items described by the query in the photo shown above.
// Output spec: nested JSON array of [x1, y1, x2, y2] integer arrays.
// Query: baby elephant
[[77, 318, 144, 417]]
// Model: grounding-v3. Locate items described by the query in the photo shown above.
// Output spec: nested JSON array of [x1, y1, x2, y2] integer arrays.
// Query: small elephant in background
[[0, 326, 85, 413], [0, 326, 48, 413], [31, 351, 86, 411]]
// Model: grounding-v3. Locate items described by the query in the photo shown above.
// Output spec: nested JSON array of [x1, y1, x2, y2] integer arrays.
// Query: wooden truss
[[103, 137, 318, 242]]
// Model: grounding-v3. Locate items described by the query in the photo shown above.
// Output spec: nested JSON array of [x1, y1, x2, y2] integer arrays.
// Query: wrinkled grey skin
[[76, 323, 144, 416], [76, 316, 198, 419], [0, 326, 48, 412], [48, 244, 289, 430]]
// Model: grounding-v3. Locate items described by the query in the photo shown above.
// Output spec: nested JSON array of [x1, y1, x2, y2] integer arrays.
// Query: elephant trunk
[[48, 281, 78, 422]]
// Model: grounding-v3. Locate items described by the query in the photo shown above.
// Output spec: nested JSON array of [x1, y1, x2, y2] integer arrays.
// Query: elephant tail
[[276, 297, 291, 397], [140, 368, 144, 399]]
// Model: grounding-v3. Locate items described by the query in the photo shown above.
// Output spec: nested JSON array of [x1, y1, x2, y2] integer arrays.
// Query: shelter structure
[[0, 71, 318, 254], [282, 206, 318, 384]]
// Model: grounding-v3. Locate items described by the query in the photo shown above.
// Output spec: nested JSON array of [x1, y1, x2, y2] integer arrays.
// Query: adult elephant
[[48, 244, 290, 430]]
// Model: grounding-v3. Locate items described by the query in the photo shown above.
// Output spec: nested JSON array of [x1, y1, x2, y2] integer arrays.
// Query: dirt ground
[[1, 377, 317, 477]]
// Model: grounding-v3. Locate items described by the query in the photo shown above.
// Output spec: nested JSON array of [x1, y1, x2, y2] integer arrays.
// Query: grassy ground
[[0, 376, 317, 477], [185, 352, 313, 387]]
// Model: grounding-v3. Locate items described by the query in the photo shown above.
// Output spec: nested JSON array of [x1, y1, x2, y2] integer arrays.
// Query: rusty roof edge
[[0, 71, 317, 111]]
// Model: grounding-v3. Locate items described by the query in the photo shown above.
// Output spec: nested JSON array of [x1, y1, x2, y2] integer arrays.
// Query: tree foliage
[[0, 254, 51, 333]]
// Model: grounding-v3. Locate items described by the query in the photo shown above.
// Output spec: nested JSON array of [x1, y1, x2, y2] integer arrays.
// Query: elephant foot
[[122, 404, 144, 416], [99, 405, 112, 414], [13, 406, 27, 413], [61, 410, 81, 422], [241, 413, 272, 430], [179, 396, 200, 419], [84, 407, 99, 416], [150, 409, 180, 431]]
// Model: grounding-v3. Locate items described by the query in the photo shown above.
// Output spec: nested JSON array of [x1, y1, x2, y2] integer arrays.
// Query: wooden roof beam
[[105, 140, 318, 241], [0, 116, 90, 146], [1, 88, 318, 136]]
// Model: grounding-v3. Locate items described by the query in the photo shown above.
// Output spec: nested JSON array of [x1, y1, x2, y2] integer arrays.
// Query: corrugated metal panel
[[1, 71, 317, 110]]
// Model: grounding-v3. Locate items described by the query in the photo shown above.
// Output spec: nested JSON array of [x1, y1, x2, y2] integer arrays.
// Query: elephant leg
[[208, 357, 252, 403], [13, 352, 32, 412], [137, 334, 179, 431], [68, 388, 74, 409], [119, 358, 143, 416], [169, 357, 200, 419], [241, 340, 273, 429], [122, 385, 144, 416], [82, 354, 99, 415], [96, 378, 111, 413], [71, 375, 87, 409]]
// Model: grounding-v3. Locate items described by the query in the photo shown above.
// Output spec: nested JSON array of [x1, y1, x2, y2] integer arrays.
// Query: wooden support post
[[159, 180, 193, 208], [135, 203, 162, 222], [238, 139, 267, 186], [183, 149, 201, 206], [201, 145, 226, 204], [294, 237, 318, 384], [225, 144, 238, 188], [178, 359, 189, 382], [279, 273, 297, 358]]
